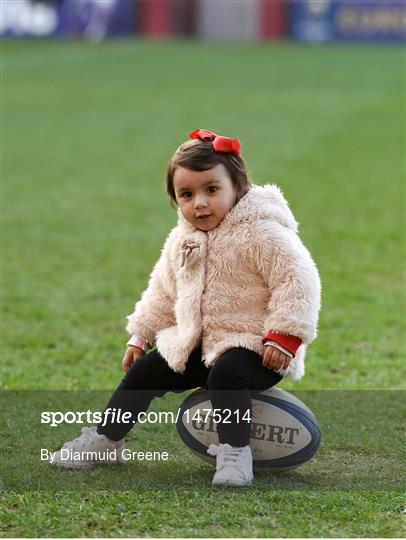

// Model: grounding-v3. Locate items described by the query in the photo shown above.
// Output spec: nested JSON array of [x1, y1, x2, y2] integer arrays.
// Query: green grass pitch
[[2, 38, 405, 537]]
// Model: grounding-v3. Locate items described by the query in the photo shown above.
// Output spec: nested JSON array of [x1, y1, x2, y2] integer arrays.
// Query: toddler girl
[[50, 128, 321, 486]]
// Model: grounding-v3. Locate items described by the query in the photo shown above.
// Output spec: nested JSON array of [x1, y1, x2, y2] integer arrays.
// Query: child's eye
[[207, 186, 218, 193], [181, 192, 192, 198]]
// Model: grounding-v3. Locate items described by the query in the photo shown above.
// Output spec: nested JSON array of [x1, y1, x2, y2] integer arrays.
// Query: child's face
[[173, 164, 239, 231]]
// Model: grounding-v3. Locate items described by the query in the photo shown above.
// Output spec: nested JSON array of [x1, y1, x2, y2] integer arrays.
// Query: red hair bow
[[189, 128, 241, 156]]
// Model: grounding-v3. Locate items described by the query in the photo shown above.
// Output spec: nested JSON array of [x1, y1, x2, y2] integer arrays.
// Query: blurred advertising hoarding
[[2, 0, 403, 42], [0, 0, 137, 39], [139, 0, 197, 38], [197, 0, 258, 41], [290, 0, 406, 42], [140, 0, 287, 40], [0, 0, 288, 40]]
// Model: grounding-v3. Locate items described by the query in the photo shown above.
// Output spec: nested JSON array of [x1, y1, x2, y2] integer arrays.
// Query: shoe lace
[[207, 443, 244, 465], [62, 426, 99, 450]]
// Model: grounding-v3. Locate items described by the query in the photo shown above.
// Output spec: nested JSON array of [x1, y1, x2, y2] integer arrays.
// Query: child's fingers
[[263, 346, 293, 373], [263, 346, 291, 372], [282, 356, 292, 371], [262, 347, 279, 369], [274, 353, 291, 372], [122, 350, 134, 372], [272, 351, 285, 371], [277, 351, 293, 371], [262, 347, 272, 367], [126, 359, 135, 372], [271, 349, 282, 369]]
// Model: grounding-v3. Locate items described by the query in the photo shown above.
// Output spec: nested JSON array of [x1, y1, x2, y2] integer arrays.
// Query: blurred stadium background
[[1, 0, 405, 43]]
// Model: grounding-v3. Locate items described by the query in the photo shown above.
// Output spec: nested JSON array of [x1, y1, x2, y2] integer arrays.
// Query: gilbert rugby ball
[[176, 387, 321, 471]]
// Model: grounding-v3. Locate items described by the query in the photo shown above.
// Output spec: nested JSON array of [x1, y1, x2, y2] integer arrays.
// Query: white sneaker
[[207, 443, 254, 487], [49, 426, 126, 469]]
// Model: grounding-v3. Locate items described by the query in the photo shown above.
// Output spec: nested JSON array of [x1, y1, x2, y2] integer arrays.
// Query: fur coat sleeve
[[252, 220, 321, 345], [125, 230, 177, 347]]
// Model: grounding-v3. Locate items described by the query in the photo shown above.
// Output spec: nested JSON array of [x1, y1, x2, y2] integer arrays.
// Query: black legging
[[97, 343, 283, 447]]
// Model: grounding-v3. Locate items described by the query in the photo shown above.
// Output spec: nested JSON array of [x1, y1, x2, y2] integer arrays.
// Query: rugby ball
[[176, 387, 321, 471]]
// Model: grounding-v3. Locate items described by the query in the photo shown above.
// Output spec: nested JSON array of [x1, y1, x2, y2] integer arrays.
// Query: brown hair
[[166, 138, 253, 207]]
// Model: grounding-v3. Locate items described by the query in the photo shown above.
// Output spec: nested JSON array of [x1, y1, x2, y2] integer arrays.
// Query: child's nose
[[194, 194, 208, 208]]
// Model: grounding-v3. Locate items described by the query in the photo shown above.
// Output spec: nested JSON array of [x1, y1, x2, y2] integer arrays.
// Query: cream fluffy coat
[[126, 184, 321, 380]]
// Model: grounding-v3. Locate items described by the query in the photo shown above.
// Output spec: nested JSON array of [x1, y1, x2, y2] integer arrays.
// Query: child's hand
[[262, 345, 291, 372], [122, 346, 145, 372]]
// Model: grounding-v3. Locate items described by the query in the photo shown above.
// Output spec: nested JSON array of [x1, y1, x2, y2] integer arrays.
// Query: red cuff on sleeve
[[262, 332, 302, 356]]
